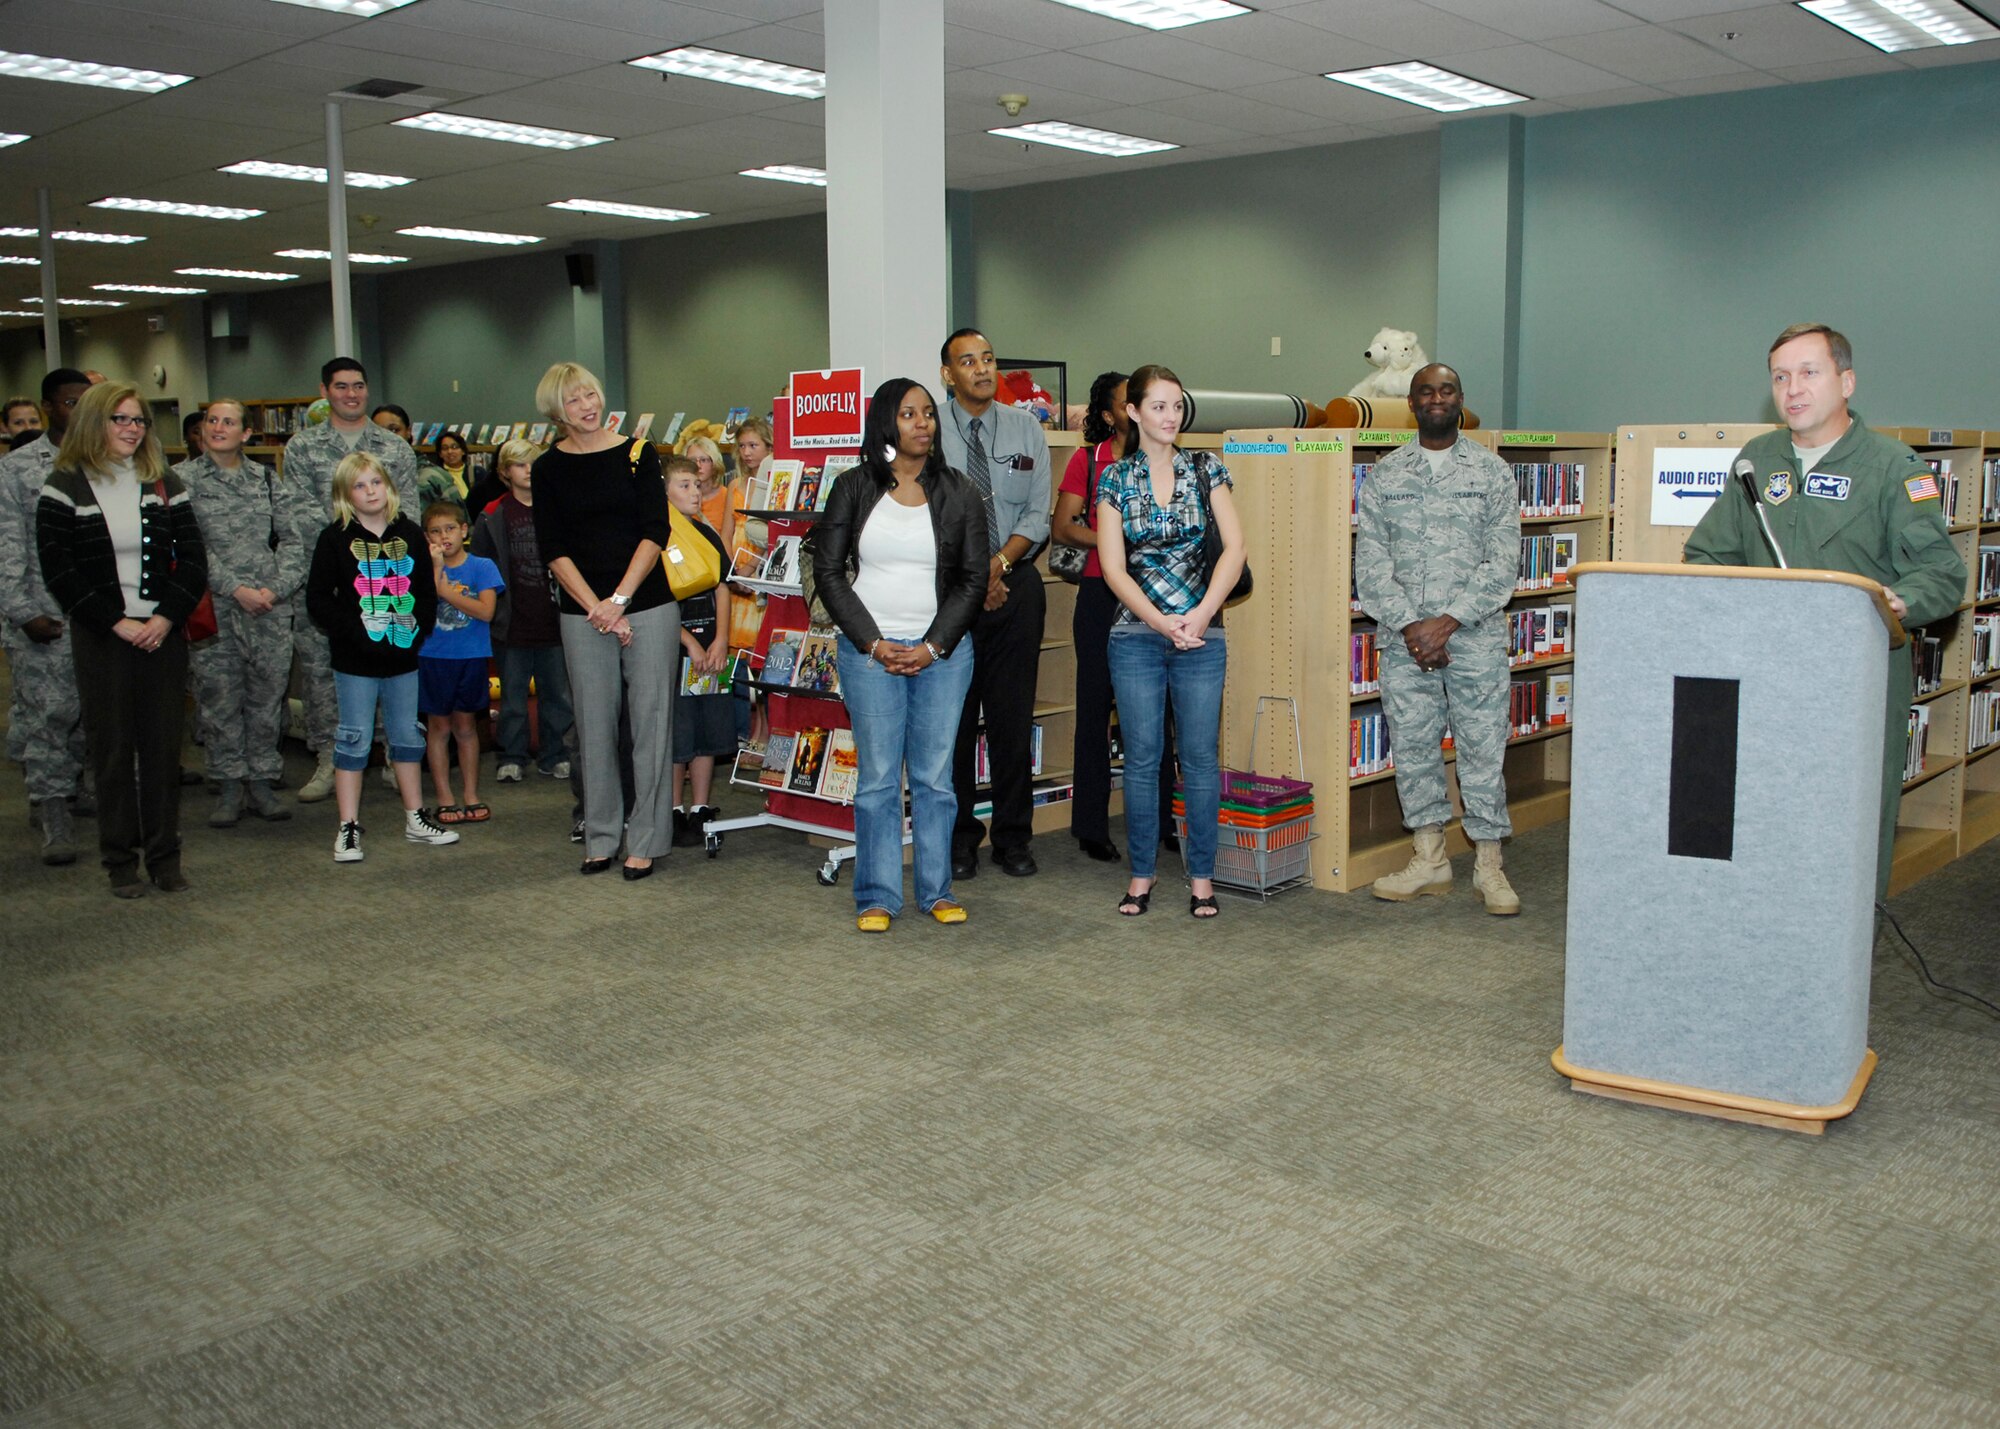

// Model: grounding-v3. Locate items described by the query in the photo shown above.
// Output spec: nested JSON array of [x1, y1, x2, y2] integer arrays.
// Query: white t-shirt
[[92, 461, 156, 618], [1792, 436, 1840, 472], [849, 493, 938, 641]]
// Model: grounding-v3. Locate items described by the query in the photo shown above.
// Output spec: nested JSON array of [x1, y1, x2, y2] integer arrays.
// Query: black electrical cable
[[1876, 901, 2000, 1020]]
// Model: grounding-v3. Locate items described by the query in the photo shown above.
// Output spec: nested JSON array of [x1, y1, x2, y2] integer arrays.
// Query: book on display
[[818, 728, 859, 803], [788, 727, 830, 794], [759, 731, 797, 788], [762, 628, 805, 686]]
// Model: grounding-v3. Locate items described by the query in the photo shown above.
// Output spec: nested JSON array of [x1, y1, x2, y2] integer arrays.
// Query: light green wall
[[623, 215, 829, 426], [373, 251, 573, 426], [205, 286, 334, 404], [1516, 60, 2000, 430], [960, 132, 1440, 414]]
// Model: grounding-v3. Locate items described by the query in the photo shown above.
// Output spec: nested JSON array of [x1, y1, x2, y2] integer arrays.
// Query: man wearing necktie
[[937, 328, 1052, 878]]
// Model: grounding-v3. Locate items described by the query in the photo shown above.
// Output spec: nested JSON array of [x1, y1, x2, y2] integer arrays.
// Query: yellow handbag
[[627, 438, 722, 600]]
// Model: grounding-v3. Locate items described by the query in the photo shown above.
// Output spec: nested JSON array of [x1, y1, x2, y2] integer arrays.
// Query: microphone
[[1734, 457, 1789, 570]]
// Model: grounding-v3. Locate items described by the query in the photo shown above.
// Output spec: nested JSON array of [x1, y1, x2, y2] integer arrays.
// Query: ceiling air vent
[[333, 77, 466, 108]]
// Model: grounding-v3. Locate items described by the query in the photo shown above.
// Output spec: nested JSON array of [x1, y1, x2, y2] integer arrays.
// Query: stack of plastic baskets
[[1172, 697, 1316, 900]]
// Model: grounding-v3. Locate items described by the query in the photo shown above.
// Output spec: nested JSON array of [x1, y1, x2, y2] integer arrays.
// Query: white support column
[[325, 99, 354, 358], [37, 188, 59, 365], [823, 0, 947, 391]]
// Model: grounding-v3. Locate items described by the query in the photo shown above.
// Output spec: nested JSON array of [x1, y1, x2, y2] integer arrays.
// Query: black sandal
[[579, 857, 613, 875], [1118, 889, 1152, 916], [1190, 894, 1220, 919]]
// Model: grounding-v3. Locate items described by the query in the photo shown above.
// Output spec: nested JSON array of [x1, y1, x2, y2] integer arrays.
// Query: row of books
[[1971, 688, 2000, 755], [1350, 631, 1381, 694], [1347, 672, 1573, 779], [759, 626, 840, 696], [1507, 603, 1574, 666], [733, 727, 858, 803], [972, 726, 1045, 785], [1519, 532, 1580, 591], [742, 456, 858, 513], [1982, 458, 2000, 524], [1904, 704, 1932, 783], [1973, 613, 1998, 680], [1511, 462, 1587, 518], [1349, 710, 1393, 778], [1922, 458, 1965, 526], [1911, 633, 1946, 697], [1978, 546, 2000, 601]]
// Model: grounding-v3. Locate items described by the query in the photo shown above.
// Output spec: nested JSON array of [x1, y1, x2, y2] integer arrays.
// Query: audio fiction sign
[[1649, 446, 1735, 526], [789, 368, 866, 450]]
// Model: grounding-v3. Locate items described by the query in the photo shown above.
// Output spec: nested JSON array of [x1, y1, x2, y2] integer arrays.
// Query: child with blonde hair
[[663, 454, 733, 845]]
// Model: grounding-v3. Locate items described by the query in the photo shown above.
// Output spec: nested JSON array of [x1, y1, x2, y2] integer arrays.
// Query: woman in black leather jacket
[[808, 378, 987, 932]]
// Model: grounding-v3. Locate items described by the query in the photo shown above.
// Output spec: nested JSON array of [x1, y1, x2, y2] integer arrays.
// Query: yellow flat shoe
[[857, 908, 892, 933], [928, 900, 967, 925]]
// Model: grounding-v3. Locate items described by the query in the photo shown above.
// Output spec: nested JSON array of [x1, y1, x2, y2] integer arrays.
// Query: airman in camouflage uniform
[[1354, 363, 1522, 913], [178, 401, 309, 826], [0, 369, 93, 864], [281, 359, 417, 801]]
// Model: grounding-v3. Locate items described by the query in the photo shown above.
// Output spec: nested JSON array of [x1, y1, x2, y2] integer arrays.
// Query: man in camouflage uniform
[[1354, 363, 1523, 913], [281, 357, 418, 802], [179, 400, 306, 827], [0, 368, 94, 864]]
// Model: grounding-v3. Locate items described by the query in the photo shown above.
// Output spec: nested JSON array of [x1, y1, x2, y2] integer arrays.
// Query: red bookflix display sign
[[787, 368, 866, 449]]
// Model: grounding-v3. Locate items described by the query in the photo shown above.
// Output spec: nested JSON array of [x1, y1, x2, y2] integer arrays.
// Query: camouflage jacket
[[1354, 434, 1521, 634], [175, 451, 310, 602], [278, 421, 418, 544], [0, 433, 60, 627]]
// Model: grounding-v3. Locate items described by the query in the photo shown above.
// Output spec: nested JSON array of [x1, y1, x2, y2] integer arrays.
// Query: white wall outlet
[[1270, 336, 1281, 356]]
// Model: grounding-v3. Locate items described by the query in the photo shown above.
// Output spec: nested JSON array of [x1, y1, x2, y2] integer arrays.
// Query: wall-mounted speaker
[[565, 252, 596, 291]]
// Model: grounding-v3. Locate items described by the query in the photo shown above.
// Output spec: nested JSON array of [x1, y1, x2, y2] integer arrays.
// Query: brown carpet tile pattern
[[2, 723, 1998, 1427]]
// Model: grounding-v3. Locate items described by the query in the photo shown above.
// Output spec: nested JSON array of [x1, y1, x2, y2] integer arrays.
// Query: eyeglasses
[[108, 413, 152, 429]]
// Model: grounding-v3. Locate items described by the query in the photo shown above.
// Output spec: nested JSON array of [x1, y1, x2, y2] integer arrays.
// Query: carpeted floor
[[3, 731, 1998, 1427]]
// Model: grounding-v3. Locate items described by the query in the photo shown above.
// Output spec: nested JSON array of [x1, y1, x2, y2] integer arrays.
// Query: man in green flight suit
[[1684, 323, 1965, 899]]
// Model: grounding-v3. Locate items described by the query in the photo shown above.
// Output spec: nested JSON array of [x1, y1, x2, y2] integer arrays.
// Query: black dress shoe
[[1078, 837, 1121, 863], [579, 857, 613, 875], [622, 861, 655, 881], [951, 849, 978, 880], [993, 846, 1038, 877]]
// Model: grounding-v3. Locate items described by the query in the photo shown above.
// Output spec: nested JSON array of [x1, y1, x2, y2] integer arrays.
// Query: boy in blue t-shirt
[[418, 501, 504, 822]]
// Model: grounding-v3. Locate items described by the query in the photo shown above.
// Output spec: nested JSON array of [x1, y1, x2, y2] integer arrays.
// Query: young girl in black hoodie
[[305, 450, 457, 863]]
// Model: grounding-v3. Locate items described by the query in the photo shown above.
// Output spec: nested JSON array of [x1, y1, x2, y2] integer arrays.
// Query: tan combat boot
[[297, 750, 336, 803], [1372, 825, 1451, 901], [1472, 840, 1521, 916]]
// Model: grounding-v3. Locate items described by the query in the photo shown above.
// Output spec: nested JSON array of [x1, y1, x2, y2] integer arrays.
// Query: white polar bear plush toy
[[1348, 327, 1429, 400]]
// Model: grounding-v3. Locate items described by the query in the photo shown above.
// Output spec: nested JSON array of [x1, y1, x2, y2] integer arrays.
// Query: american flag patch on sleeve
[[1904, 474, 1940, 502]]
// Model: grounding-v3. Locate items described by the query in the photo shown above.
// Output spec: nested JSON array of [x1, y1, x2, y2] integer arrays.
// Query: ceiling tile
[[1430, 42, 1632, 97], [1768, 56, 1909, 84], [1147, 13, 1400, 71], [944, 24, 1049, 70], [697, 22, 828, 68], [944, 68, 1123, 121], [1896, 37, 2000, 68], [1547, 84, 1675, 109], [1147, 89, 1339, 136], [1664, 6, 1874, 68], [1235, 74, 1439, 124], [1545, 25, 1753, 84], [1281, 0, 1521, 56], [1067, 31, 1305, 88], [1067, 105, 1249, 146], [974, 52, 1186, 106], [1419, 0, 1642, 43], [941, 0, 1133, 50], [1593, 0, 1798, 19], [1656, 70, 1786, 96]]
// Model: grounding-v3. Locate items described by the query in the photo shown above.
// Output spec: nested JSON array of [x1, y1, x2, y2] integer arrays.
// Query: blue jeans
[[497, 643, 574, 772], [836, 633, 975, 917], [334, 670, 423, 772], [1107, 628, 1225, 880]]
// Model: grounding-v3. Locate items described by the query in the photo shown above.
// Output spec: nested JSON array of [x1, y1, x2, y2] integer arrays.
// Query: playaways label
[[789, 368, 866, 449]]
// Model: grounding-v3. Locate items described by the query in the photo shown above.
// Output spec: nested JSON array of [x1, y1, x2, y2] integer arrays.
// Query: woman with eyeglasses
[[37, 382, 209, 897]]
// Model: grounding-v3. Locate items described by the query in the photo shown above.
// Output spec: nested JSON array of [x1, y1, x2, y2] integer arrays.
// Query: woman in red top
[[1051, 370, 1178, 865]]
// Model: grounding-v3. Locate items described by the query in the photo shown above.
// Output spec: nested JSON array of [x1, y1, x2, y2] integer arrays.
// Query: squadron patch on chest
[[1764, 471, 1793, 505], [1805, 472, 1851, 501]]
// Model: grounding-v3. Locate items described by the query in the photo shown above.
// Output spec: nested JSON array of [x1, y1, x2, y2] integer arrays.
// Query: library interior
[[2, 2, 1998, 1425]]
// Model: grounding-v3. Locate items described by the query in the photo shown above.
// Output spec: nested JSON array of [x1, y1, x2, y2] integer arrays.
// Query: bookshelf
[[1216, 426, 1612, 893], [1614, 422, 2000, 892]]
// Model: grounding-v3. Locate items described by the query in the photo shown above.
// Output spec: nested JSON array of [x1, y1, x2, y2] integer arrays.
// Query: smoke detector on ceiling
[[997, 94, 1029, 118]]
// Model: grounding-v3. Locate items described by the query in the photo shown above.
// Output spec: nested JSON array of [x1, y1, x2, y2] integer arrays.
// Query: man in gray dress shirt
[[937, 328, 1051, 878]]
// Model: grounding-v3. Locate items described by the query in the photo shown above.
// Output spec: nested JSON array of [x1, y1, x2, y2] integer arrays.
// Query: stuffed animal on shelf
[[1347, 327, 1430, 400]]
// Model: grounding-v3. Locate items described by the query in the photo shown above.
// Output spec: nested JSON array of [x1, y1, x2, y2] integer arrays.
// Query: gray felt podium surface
[[1558, 564, 1903, 1129]]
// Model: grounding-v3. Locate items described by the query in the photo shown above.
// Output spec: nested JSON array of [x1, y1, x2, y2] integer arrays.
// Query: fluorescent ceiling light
[[628, 47, 826, 99], [93, 198, 265, 220], [0, 256, 38, 265], [1797, 0, 2000, 50], [24, 297, 126, 308], [0, 50, 191, 94], [393, 112, 610, 150], [0, 227, 145, 243], [548, 198, 707, 222], [0, 134, 27, 148], [1045, 0, 1250, 29], [0, 310, 39, 317], [175, 267, 298, 280], [219, 160, 412, 189], [1325, 61, 1528, 112], [275, 249, 409, 264], [988, 121, 1178, 157], [397, 226, 540, 246], [740, 164, 828, 186], [267, 0, 422, 14], [95, 282, 206, 294]]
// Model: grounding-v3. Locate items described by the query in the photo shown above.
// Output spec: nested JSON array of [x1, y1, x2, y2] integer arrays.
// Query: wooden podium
[[1554, 563, 1905, 1134]]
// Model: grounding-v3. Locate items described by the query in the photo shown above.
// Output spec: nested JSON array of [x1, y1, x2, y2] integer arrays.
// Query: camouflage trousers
[[1379, 619, 1514, 843], [191, 598, 296, 782], [291, 615, 340, 754], [3, 627, 85, 802]]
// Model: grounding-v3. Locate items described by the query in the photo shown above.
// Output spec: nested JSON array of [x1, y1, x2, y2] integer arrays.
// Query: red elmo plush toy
[[1000, 370, 1055, 423]]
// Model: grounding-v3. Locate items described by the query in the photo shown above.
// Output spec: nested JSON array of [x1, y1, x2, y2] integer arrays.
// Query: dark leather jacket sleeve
[[808, 464, 989, 658]]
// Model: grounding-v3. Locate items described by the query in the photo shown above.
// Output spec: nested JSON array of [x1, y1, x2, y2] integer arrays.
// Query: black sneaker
[[569, 819, 585, 844]]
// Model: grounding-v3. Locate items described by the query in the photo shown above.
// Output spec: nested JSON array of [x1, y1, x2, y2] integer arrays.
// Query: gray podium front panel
[[1563, 571, 1886, 1107]]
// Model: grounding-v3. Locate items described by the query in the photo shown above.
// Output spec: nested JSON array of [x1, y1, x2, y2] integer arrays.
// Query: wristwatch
[[997, 551, 1013, 575], [610, 593, 630, 606]]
